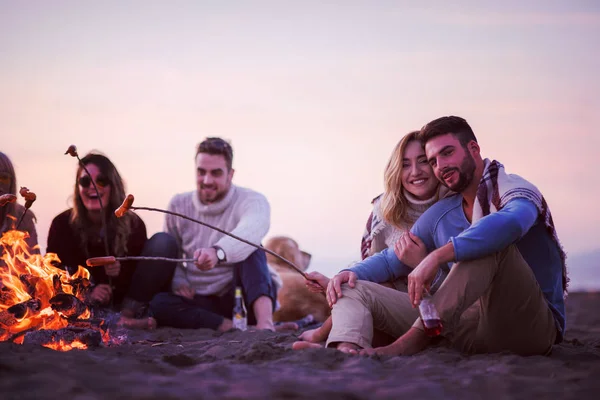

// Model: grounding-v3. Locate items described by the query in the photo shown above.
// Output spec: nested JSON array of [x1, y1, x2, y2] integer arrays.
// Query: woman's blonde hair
[[70, 153, 132, 257], [380, 131, 438, 228]]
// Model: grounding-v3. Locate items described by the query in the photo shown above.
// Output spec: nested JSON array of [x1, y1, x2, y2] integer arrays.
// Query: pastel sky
[[1, 1, 599, 282]]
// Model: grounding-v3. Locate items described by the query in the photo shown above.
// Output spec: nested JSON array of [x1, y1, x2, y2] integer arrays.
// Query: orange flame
[[1, 230, 94, 350], [43, 339, 88, 351]]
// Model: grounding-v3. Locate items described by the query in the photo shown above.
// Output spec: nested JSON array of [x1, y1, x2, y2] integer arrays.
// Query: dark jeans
[[125, 232, 179, 306], [150, 248, 276, 330]]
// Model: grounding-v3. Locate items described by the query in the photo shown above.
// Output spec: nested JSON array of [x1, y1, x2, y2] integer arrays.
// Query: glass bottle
[[232, 287, 247, 331], [419, 292, 443, 336]]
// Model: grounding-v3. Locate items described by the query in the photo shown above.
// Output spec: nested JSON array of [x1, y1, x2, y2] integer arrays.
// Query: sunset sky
[[1, 1, 599, 284]]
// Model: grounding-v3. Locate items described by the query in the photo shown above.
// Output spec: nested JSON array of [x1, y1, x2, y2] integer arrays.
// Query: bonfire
[[0, 229, 115, 351]]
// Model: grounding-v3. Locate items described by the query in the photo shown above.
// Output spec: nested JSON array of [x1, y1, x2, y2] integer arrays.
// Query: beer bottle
[[419, 291, 443, 337], [232, 287, 247, 331]]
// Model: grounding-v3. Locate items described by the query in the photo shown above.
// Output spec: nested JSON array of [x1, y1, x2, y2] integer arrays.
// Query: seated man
[[326, 116, 566, 356], [149, 137, 277, 331]]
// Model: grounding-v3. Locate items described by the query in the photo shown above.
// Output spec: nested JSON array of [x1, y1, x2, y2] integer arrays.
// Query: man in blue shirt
[[325, 116, 566, 356]]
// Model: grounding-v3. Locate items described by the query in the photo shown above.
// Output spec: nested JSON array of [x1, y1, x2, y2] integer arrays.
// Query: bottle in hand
[[419, 292, 443, 337], [232, 287, 247, 331]]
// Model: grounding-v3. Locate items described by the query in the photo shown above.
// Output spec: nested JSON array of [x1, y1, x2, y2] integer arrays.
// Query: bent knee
[[339, 280, 374, 298], [144, 232, 178, 257]]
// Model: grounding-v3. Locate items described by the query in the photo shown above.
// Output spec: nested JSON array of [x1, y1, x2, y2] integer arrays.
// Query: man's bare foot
[[255, 320, 275, 331], [298, 326, 328, 343], [359, 327, 431, 357], [292, 341, 323, 350], [118, 316, 157, 330], [336, 342, 361, 354]]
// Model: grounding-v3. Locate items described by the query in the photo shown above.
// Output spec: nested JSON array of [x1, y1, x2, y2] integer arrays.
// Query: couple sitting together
[[294, 115, 566, 357]]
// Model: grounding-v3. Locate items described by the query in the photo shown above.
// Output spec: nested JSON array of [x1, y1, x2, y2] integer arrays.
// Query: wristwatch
[[213, 246, 226, 264]]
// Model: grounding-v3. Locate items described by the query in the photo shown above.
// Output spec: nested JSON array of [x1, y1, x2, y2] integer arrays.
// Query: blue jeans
[[125, 232, 179, 305], [150, 248, 276, 330]]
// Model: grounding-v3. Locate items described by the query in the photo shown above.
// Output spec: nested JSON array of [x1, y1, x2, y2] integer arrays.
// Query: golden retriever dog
[[264, 236, 330, 323]]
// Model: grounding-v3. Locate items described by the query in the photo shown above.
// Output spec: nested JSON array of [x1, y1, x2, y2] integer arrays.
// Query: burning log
[[0, 285, 13, 304], [49, 293, 88, 319], [0, 310, 17, 327], [7, 298, 41, 319], [19, 274, 40, 297], [63, 276, 92, 297], [23, 327, 102, 349], [52, 274, 63, 294]]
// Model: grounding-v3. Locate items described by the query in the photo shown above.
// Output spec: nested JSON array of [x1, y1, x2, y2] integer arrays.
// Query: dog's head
[[264, 236, 312, 272]]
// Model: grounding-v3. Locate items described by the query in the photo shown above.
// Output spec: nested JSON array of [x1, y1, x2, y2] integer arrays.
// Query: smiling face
[[78, 163, 111, 212], [400, 140, 439, 200], [424, 133, 479, 193], [196, 153, 234, 204]]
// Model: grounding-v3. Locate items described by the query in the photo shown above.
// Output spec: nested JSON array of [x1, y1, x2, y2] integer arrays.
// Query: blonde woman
[[294, 131, 447, 348]]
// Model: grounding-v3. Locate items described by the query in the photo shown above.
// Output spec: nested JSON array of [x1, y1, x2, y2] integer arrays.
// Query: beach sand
[[1, 292, 599, 400]]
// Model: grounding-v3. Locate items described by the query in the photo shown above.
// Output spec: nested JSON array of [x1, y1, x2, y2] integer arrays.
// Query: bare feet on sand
[[359, 328, 431, 356], [336, 342, 361, 354], [255, 320, 275, 331], [118, 316, 157, 330], [292, 341, 323, 350], [298, 326, 329, 343]]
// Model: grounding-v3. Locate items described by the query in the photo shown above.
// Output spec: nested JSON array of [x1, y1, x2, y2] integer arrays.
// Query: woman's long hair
[[0, 152, 17, 233], [69, 153, 132, 257], [380, 131, 440, 229]]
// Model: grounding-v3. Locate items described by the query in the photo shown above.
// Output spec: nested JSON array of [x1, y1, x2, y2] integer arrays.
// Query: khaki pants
[[327, 245, 557, 355]]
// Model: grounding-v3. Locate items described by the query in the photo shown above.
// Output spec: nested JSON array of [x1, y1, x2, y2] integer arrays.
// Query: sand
[[1, 292, 599, 400]]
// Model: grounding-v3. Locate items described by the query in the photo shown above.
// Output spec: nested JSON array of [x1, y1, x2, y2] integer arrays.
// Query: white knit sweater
[[165, 185, 271, 296]]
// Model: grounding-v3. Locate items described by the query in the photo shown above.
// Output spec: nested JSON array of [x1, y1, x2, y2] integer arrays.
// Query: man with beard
[[324, 116, 567, 356], [147, 137, 277, 331]]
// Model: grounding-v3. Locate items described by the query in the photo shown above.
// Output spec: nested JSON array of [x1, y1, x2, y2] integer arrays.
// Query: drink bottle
[[232, 287, 247, 331], [419, 292, 443, 336]]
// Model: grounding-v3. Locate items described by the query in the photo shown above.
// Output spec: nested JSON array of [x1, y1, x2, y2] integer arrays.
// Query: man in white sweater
[[149, 137, 277, 331]]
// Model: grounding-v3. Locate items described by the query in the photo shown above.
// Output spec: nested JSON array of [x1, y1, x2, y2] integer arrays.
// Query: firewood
[[49, 293, 88, 319], [7, 298, 41, 319]]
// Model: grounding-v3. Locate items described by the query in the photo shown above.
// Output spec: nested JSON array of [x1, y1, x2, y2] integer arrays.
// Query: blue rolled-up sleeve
[[345, 247, 413, 283], [451, 198, 538, 261]]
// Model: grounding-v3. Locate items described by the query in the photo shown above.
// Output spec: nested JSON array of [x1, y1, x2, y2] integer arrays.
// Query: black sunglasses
[[78, 175, 110, 189]]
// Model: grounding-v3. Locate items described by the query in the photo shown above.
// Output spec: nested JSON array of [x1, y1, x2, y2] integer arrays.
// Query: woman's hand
[[89, 284, 112, 305], [104, 260, 121, 277], [394, 232, 428, 268]]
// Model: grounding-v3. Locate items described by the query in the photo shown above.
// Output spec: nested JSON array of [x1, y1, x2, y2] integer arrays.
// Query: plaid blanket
[[474, 159, 568, 296]]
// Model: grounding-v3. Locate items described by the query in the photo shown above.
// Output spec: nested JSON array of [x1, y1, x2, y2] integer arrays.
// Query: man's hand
[[394, 232, 427, 268], [326, 271, 358, 307], [173, 284, 195, 300], [89, 284, 112, 305], [408, 242, 455, 307], [408, 253, 440, 307], [305, 271, 330, 293], [194, 247, 218, 271], [104, 260, 121, 277]]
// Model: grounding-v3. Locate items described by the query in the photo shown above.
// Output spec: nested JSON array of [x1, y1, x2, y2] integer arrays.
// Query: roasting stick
[[86, 255, 196, 267], [114, 194, 311, 280]]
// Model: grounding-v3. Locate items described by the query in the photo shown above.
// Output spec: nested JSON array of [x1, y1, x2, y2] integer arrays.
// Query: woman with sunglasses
[[47, 153, 147, 309], [0, 152, 38, 249]]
